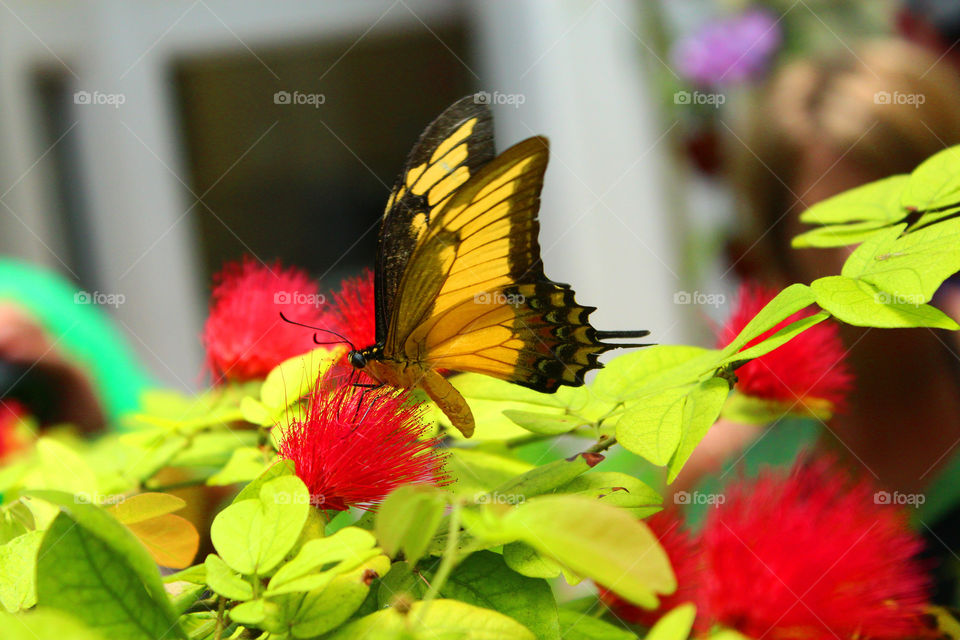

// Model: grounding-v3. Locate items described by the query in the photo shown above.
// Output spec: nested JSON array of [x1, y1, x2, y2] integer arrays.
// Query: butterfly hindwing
[[375, 97, 495, 343]]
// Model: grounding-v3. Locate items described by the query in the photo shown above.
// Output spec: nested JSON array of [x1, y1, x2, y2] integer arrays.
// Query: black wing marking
[[375, 96, 495, 344]]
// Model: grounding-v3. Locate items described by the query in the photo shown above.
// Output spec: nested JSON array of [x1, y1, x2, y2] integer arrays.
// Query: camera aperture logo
[[74, 290, 125, 308], [474, 291, 525, 306], [274, 90, 326, 108], [475, 492, 525, 505], [473, 91, 526, 108], [674, 90, 725, 107], [274, 291, 326, 307], [674, 490, 725, 505], [874, 291, 924, 307], [873, 91, 925, 108], [873, 490, 924, 507], [673, 290, 725, 308], [74, 90, 126, 109]]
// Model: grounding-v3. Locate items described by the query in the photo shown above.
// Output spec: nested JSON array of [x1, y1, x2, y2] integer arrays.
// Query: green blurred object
[[0, 258, 153, 425]]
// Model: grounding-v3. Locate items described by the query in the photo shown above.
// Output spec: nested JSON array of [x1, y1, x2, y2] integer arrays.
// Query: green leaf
[[800, 174, 908, 224], [35, 508, 184, 639], [811, 276, 959, 329], [377, 561, 427, 607], [902, 144, 960, 210], [646, 603, 696, 640], [502, 541, 563, 579], [234, 459, 294, 503], [267, 527, 378, 595], [207, 447, 271, 486], [2, 608, 107, 640], [721, 313, 828, 365], [482, 495, 675, 608], [260, 346, 344, 410], [240, 396, 273, 426], [438, 550, 560, 640], [375, 485, 446, 567], [210, 475, 310, 576], [34, 438, 97, 497], [169, 431, 258, 468], [163, 563, 207, 585], [502, 409, 585, 435], [107, 492, 184, 524], [447, 449, 533, 495], [667, 377, 731, 483], [230, 599, 265, 625], [842, 219, 960, 304], [592, 346, 712, 402], [792, 220, 893, 249], [204, 554, 254, 601], [490, 454, 598, 502], [719, 284, 815, 356], [268, 555, 390, 638], [327, 599, 537, 639], [452, 372, 580, 409], [0, 531, 42, 612], [616, 387, 687, 465], [557, 608, 637, 640], [558, 472, 662, 515]]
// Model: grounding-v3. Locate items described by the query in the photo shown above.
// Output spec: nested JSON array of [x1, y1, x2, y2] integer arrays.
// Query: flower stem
[[213, 596, 226, 640], [420, 501, 462, 611]]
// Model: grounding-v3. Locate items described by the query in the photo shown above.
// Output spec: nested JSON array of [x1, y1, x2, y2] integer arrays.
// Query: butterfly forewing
[[375, 97, 495, 343]]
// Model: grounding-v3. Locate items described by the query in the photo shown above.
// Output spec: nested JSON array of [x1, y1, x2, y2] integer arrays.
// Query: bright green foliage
[[210, 475, 310, 576], [376, 485, 447, 567], [6, 142, 960, 638]]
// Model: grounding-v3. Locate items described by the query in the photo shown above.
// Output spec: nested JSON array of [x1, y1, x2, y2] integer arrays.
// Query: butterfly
[[344, 96, 649, 437]]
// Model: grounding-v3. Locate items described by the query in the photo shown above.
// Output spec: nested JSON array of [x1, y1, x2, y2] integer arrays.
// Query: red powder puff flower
[[597, 510, 701, 627], [717, 282, 852, 414], [202, 257, 324, 382], [698, 458, 932, 639], [278, 376, 449, 511], [321, 268, 376, 350], [0, 399, 28, 459]]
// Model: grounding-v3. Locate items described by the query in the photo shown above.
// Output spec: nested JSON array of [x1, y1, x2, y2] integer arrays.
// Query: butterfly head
[[349, 344, 384, 370], [348, 350, 367, 369]]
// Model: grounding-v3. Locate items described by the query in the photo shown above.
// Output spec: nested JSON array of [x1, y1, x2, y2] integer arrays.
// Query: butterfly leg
[[419, 368, 475, 438]]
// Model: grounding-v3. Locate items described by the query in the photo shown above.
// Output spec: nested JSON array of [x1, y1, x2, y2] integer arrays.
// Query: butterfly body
[[350, 96, 649, 437]]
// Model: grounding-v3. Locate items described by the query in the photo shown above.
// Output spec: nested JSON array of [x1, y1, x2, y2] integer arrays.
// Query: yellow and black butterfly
[[346, 96, 649, 437]]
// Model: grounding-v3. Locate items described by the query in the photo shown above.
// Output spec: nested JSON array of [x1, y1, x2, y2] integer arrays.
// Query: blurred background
[[0, 0, 947, 393]]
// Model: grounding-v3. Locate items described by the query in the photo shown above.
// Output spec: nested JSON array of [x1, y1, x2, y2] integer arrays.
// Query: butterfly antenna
[[279, 311, 356, 351]]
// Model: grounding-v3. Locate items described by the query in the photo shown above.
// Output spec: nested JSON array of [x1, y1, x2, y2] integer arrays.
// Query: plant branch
[[420, 501, 462, 608]]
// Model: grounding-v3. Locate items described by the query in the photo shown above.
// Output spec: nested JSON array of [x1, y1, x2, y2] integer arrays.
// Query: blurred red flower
[[717, 282, 852, 414], [278, 376, 448, 511], [597, 510, 701, 626], [321, 268, 376, 350], [0, 399, 28, 459], [699, 458, 931, 639], [202, 257, 324, 382]]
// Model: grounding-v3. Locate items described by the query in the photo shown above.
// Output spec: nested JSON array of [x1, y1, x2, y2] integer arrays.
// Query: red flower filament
[[278, 379, 448, 511]]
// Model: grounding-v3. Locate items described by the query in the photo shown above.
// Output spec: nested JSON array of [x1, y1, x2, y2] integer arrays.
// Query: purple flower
[[671, 8, 782, 88]]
